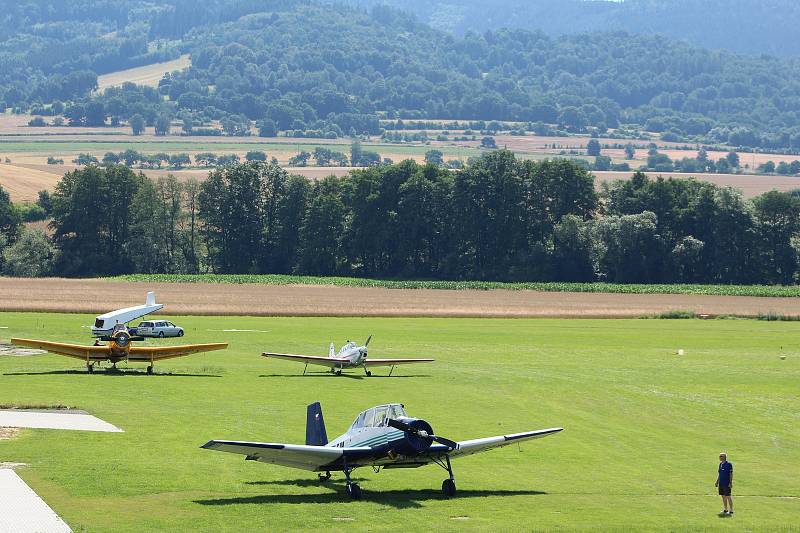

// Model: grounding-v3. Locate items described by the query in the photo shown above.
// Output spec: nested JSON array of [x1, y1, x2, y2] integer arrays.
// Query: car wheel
[[178, 330, 184, 337], [158, 331, 165, 338]]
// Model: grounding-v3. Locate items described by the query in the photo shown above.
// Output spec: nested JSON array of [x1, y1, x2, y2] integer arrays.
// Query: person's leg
[[727, 495, 733, 513], [720, 494, 727, 512]]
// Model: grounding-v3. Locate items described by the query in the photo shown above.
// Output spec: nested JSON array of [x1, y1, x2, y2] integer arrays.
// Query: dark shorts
[[718, 485, 732, 496]]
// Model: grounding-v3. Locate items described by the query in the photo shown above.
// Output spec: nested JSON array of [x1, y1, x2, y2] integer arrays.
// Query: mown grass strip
[[108, 274, 800, 298]]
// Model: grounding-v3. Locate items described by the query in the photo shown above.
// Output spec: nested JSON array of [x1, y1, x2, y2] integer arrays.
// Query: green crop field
[[1, 312, 798, 531], [0, 139, 481, 158], [112, 273, 800, 298]]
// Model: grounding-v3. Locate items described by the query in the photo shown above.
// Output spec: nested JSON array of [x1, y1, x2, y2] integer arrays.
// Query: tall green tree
[[453, 150, 524, 279], [2, 229, 55, 277], [396, 163, 454, 276], [0, 184, 21, 244], [199, 162, 272, 273], [129, 114, 145, 136], [50, 165, 142, 275], [752, 191, 800, 284], [299, 176, 346, 275]]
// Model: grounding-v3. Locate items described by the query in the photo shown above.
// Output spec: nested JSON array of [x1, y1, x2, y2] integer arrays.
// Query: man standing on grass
[[715, 452, 734, 515]]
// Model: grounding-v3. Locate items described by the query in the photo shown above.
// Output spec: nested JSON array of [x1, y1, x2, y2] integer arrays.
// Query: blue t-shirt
[[718, 461, 733, 486]]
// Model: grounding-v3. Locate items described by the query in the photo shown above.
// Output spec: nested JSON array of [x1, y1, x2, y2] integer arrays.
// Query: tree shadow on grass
[[4, 369, 221, 377], [196, 479, 546, 509]]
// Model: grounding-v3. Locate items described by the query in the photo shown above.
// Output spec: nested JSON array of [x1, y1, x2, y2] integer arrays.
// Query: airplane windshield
[[350, 404, 407, 431], [388, 404, 407, 419], [374, 406, 389, 427]]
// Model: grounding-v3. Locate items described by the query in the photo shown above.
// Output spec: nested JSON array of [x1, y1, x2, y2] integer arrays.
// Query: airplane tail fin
[[328, 342, 335, 358], [306, 402, 328, 446], [145, 291, 156, 307]]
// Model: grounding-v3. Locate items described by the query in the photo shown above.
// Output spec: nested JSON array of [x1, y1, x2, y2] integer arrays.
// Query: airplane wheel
[[347, 483, 362, 500], [442, 479, 456, 498], [366, 371, 372, 377], [336, 370, 342, 376], [87, 364, 94, 374], [147, 365, 153, 375]]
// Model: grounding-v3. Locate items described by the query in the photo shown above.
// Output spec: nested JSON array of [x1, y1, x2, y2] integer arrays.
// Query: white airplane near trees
[[263, 336, 433, 376], [202, 402, 563, 499]]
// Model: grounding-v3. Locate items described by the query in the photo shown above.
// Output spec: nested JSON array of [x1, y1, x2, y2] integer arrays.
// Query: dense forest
[[345, 0, 800, 58], [4, 1, 800, 149], [2, 154, 799, 285]]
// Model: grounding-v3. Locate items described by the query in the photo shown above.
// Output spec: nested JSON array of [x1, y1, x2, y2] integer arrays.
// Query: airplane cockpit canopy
[[112, 323, 127, 333], [349, 403, 407, 431], [342, 341, 357, 350]]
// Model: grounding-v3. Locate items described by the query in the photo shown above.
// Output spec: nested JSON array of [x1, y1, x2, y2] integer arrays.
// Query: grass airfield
[[1, 312, 798, 532]]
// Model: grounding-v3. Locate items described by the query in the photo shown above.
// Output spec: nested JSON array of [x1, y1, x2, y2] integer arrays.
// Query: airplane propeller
[[387, 419, 458, 449], [360, 335, 373, 358]]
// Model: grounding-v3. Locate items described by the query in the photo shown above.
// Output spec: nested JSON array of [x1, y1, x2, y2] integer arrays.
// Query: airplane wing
[[362, 358, 434, 367], [262, 353, 350, 368], [11, 338, 110, 361], [128, 343, 228, 362], [201, 440, 373, 471], [203, 428, 563, 472], [445, 427, 563, 459]]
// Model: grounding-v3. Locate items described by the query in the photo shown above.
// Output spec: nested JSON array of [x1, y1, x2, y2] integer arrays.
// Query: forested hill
[[4, 1, 800, 150], [343, 0, 800, 58]]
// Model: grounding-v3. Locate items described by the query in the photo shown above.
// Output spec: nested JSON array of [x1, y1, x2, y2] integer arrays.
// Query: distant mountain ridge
[[4, 1, 800, 151], [339, 0, 800, 57]]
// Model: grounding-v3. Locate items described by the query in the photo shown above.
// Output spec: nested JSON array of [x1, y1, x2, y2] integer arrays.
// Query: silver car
[[135, 320, 184, 338]]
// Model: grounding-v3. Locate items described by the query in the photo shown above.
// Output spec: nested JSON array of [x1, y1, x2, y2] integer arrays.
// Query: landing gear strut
[[363, 366, 371, 377], [342, 456, 361, 500], [439, 454, 457, 498]]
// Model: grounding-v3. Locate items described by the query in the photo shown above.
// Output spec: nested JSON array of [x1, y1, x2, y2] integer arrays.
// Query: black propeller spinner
[[99, 331, 145, 344], [387, 418, 458, 450]]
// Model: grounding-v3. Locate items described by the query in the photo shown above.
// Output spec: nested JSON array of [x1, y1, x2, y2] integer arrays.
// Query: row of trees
[[3, 152, 800, 285]]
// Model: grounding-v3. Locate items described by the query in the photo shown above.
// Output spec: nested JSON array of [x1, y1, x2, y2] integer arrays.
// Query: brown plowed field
[[0, 278, 798, 318]]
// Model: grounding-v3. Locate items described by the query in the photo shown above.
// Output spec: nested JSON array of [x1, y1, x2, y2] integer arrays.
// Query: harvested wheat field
[[593, 171, 800, 197], [0, 163, 61, 202], [1, 277, 799, 318], [96, 55, 192, 91]]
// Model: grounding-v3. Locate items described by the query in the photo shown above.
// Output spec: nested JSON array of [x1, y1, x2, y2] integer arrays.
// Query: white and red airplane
[[263, 336, 433, 376]]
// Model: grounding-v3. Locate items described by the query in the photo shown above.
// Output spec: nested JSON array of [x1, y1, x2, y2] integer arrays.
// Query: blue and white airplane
[[201, 402, 563, 499]]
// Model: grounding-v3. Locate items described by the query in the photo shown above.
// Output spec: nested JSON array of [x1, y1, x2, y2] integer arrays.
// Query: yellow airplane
[[12, 324, 227, 374]]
